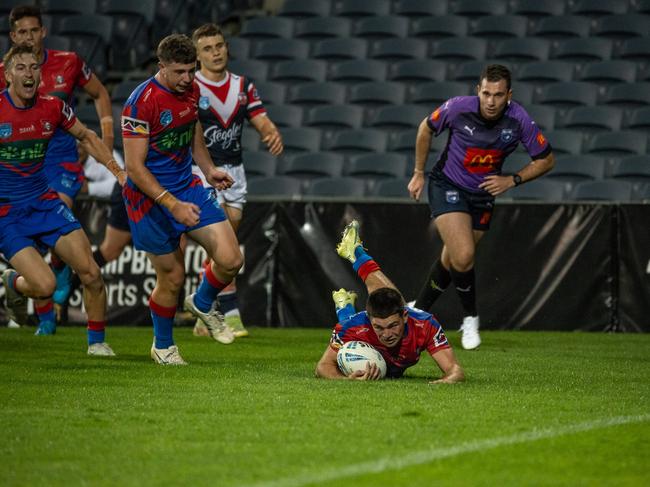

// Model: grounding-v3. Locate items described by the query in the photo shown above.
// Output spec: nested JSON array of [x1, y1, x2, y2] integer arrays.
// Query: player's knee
[[222, 251, 243, 278], [100, 244, 124, 263], [159, 267, 185, 294], [450, 250, 475, 272], [78, 262, 104, 291]]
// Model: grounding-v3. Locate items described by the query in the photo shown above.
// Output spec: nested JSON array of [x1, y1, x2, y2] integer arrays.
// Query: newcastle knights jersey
[[0, 91, 77, 205], [0, 49, 92, 160], [427, 96, 552, 193], [195, 71, 266, 166], [329, 307, 450, 378], [121, 77, 199, 194]]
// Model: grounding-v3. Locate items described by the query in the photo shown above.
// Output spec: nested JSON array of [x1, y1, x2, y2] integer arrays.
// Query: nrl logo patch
[[0, 123, 12, 138], [500, 128, 514, 142], [446, 190, 459, 204], [160, 109, 173, 126], [199, 96, 210, 110]]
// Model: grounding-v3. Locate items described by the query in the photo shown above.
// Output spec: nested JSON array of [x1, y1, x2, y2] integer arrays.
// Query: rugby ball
[[337, 341, 387, 378]]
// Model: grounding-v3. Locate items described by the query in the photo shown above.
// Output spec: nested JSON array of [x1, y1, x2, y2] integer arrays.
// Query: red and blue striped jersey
[[0, 91, 77, 204], [121, 77, 199, 194]]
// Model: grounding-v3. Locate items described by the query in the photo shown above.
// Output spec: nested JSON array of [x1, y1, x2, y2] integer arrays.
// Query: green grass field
[[1, 327, 649, 487]]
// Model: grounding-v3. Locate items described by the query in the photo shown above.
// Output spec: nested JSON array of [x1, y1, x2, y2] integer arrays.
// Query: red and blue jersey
[[195, 71, 265, 166], [427, 96, 551, 193], [329, 307, 450, 377], [0, 49, 92, 162], [122, 77, 199, 194], [0, 91, 77, 205]]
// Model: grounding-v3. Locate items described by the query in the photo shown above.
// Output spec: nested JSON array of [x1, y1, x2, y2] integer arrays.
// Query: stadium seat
[[568, 0, 627, 17], [516, 61, 574, 85], [471, 15, 528, 39], [241, 151, 277, 178], [287, 82, 346, 106], [450, 60, 514, 83], [270, 60, 327, 83], [304, 177, 367, 197], [636, 64, 650, 82], [112, 80, 146, 104], [601, 83, 650, 108], [348, 82, 406, 107], [542, 130, 584, 154], [241, 129, 260, 152], [531, 15, 591, 39], [99, 0, 155, 70], [75, 103, 101, 131], [635, 0, 650, 13], [508, 0, 565, 18], [294, 17, 351, 40], [228, 60, 269, 83], [430, 37, 488, 62], [408, 81, 471, 105], [536, 82, 599, 108], [368, 38, 428, 61], [277, 0, 331, 17], [623, 107, 650, 131], [41, 0, 97, 33], [58, 15, 112, 78], [593, 14, 650, 39], [152, 0, 187, 42], [411, 15, 469, 39], [576, 60, 637, 85], [345, 153, 408, 179], [570, 179, 634, 201], [557, 106, 622, 133], [388, 60, 447, 83], [367, 104, 431, 130], [226, 38, 250, 61], [323, 129, 388, 154], [311, 38, 368, 61], [252, 39, 310, 61], [304, 105, 364, 129], [278, 152, 344, 179], [546, 155, 607, 185], [43, 35, 71, 51], [353, 15, 409, 39], [328, 60, 387, 84], [585, 131, 647, 157], [451, 0, 507, 17], [387, 129, 418, 154], [370, 177, 414, 200], [247, 176, 303, 197], [0, 36, 8, 55], [332, 0, 391, 18], [551, 38, 613, 62], [393, 0, 446, 17], [254, 82, 286, 105], [264, 105, 304, 128], [512, 83, 535, 105], [524, 104, 556, 131], [494, 38, 550, 62], [635, 182, 650, 201], [616, 38, 650, 63], [278, 128, 322, 154], [506, 178, 566, 201], [239, 16, 294, 39], [610, 156, 650, 187]]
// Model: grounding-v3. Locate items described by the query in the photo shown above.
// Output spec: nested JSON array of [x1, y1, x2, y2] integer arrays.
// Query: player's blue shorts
[[107, 181, 130, 232], [0, 191, 81, 260], [428, 169, 495, 231], [45, 156, 85, 200], [123, 176, 227, 255]]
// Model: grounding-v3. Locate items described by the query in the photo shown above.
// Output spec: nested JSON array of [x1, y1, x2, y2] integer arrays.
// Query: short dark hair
[[156, 34, 196, 65], [9, 5, 42, 31], [366, 288, 406, 319], [3, 44, 36, 70], [479, 64, 512, 91], [191, 23, 225, 45]]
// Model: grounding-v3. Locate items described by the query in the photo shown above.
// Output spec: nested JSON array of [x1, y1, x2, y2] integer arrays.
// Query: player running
[[315, 220, 465, 383], [121, 34, 242, 365], [0, 44, 124, 355], [408, 64, 555, 350]]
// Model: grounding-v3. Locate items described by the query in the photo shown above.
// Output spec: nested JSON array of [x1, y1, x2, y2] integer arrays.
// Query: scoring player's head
[[3, 43, 40, 103], [477, 64, 513, 121], [9, 5, 46, 56], [192, 23, 228, 76], [366, 288, 407, 348], [156, 34, 197, 94]]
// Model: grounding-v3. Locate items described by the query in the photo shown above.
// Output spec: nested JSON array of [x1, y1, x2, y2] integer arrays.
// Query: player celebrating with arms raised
[[121, 34, 243, 365], [0, 44, 124, 355], [315, 221, 464, 383], [408, 64, 555, 350]]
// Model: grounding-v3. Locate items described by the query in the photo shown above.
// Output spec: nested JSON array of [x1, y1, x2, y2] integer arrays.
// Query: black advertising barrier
[[5, 199, 645, 331]]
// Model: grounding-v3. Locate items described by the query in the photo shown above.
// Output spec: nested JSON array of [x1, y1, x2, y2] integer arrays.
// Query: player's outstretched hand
[[349, 362, 383, 381], [408, 173, 425, 201], [171, 201, 201, 227], [479, 174, 515, 196], [205, 168, 234, 191], [262, 130, 283, 156]]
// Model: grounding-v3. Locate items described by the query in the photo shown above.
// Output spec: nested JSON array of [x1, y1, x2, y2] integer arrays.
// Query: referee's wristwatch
[[512, 174, 523, 186]]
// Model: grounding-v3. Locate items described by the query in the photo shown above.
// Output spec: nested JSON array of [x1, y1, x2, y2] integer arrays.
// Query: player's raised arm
[[82, 74, 114, 151], [67, 119, 125, 185]]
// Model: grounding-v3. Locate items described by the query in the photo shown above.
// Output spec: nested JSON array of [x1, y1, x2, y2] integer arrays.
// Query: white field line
[[248, 413, 650, 487]]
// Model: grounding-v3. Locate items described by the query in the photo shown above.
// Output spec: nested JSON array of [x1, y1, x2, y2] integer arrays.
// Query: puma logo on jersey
[[463, 125, 476, 136]]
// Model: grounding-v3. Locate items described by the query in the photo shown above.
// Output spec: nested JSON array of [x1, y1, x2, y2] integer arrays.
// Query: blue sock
[[150, 299, 175, 349], [336, 303, 356, 322], [35, 302, 55, 325], [352, 246, 372, 272], [194, 264, 226, 313], [218, 291, 238, 314], [87, 321, 106, 345]]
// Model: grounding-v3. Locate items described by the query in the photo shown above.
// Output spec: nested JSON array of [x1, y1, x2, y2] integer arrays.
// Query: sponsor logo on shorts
[[57, 204, 76, 223], [446, 190, 459, 204]]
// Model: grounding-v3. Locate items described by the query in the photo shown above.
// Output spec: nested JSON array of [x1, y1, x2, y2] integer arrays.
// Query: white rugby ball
[[337, 341, 387, 378]]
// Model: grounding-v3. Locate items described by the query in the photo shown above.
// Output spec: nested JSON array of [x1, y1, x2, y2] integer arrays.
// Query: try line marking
[[249, 413, 650, 487]]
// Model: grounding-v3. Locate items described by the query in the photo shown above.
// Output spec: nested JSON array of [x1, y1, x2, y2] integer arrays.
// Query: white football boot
[[150, 343, 187, 365], [184, 294, 234, 344], [460, 315, 481, 350], [87, 342, 116, 356]]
